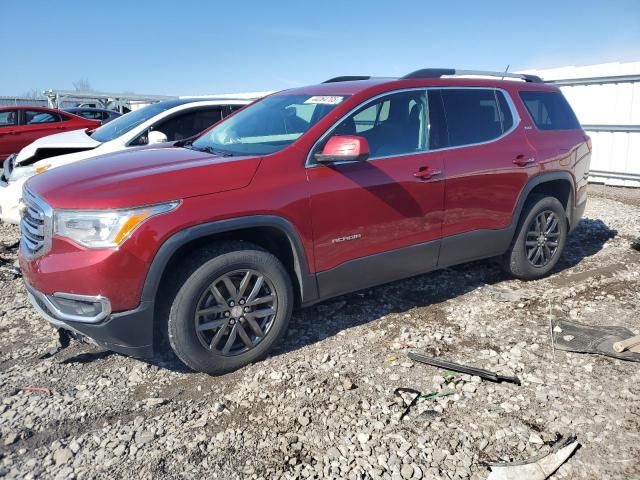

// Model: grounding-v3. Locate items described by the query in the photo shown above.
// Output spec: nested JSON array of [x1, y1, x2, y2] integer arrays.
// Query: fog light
[[48, 296, 103, 317], [42, 292, 111, 323]]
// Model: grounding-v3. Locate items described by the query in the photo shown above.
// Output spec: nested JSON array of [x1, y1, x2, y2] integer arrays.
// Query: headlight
[[54, 201, 179, 248], [9, 164, 50, 182]]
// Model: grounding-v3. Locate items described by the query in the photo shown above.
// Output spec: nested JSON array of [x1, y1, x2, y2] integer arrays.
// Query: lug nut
[[229, 301, 235, 307], [229, 319, 236, 325], [240, 316, 245, 321], [224, 312, 230, 317], [244, 307, 250, 313], [239, 299, 245, 305]]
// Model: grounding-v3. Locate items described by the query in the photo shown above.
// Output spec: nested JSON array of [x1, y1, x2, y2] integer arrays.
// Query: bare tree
[[72, 78, 92, 92]]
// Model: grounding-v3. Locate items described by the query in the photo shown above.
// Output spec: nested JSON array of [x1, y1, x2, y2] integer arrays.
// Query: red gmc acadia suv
[[19, 69, 591, 374]]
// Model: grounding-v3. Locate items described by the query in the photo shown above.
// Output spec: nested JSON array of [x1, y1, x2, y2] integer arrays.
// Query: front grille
[[20, 187, 52, 258]]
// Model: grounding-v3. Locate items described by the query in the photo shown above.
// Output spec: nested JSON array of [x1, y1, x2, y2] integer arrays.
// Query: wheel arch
[[513, 171, 575, 230], [141, 216, 318, 312]]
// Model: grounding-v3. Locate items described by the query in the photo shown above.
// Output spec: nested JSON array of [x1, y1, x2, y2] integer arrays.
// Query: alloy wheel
[[194, 269, 277, 356], [525, 210, 561, 267]]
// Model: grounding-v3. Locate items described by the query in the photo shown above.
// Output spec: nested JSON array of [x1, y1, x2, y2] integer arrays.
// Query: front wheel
[[504, 195, 568, 280], [168, 242, 293, 374]]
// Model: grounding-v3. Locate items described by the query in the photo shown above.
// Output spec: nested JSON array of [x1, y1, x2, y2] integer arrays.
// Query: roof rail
[[402, 68, 543, 83], [323, 76, 371, 83]]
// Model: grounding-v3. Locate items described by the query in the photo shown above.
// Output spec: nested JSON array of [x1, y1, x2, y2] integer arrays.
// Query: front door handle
[[413, 166, 442, 180], [513, 154, 536, 167]]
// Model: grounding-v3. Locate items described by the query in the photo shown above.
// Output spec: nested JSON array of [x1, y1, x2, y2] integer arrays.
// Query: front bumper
[[26, 282, 156, 358]]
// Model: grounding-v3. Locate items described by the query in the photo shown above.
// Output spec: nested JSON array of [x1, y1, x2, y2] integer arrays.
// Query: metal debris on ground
[[407, 351, 521, 385], [393, 387, 453, 420], [552, 320, 640, 362], [486, 435, 578, 480]]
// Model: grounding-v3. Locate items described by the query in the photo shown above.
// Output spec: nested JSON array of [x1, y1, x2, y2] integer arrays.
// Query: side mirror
[[315, 135, 370, 163], [148, 130, 168, 144]]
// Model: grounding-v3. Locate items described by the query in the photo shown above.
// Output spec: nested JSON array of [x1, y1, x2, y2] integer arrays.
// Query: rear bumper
[[26, 282, 155, 358]]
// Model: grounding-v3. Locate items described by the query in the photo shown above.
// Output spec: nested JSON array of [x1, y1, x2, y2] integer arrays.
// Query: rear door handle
[[513, 154, 536, 167], [413, 166, 442, 180]]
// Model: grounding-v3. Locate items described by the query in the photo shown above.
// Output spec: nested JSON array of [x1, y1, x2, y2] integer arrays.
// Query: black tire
[[167, 241, 293, 375], [504, 195, 567, 280]]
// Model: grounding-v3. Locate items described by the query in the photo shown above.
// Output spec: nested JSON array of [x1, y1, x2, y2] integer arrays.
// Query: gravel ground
[[1, 185, 639, 480]]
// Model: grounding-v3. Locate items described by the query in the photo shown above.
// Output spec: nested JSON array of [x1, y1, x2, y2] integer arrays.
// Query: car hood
[[27, 147, 262, 209], [16, 128, 100, 164]]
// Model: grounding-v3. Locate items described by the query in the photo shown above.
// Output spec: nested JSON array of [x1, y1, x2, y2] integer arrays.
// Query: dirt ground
[[0, 184, 639, 480]]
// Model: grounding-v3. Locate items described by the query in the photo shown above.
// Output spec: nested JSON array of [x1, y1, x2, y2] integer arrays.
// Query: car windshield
[[191, 94, 347, 156], [90, 101, 183, 143]]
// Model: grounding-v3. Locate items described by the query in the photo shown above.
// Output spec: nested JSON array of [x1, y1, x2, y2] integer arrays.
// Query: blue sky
[[1, 0, 639, 96]]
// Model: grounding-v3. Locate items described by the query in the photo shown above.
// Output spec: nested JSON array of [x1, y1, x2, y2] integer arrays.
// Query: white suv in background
[[0, 97, 256, 223]]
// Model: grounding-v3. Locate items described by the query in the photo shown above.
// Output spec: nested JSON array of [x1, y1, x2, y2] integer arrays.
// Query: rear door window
[[439, 89, 514, 147], [24, 110, 60, 125], [519, 91, 580, 130]]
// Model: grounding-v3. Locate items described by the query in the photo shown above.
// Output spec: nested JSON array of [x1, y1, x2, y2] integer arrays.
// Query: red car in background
[[0, 106, 101, 161]]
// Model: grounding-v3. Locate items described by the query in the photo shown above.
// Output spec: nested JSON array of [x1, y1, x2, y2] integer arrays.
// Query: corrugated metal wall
[[0, 97, 48, 107], [523, 62, 640, 187], [562, 82, 640, 186]]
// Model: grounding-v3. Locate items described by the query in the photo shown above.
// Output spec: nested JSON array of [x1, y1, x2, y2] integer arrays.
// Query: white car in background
[[0, 97, 256, 223]]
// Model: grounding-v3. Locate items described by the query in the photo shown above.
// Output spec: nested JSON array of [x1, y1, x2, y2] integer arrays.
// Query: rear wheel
[[167, 242, 293, 374], [504, 195, 567, 280]]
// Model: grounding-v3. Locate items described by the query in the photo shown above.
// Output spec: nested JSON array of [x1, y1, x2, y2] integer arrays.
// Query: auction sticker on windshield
[[304, 96, 344, 105]]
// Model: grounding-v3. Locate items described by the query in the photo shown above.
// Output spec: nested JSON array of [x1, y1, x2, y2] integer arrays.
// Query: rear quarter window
[[519, 91, 580, 130], [440, 89, 514, 148]]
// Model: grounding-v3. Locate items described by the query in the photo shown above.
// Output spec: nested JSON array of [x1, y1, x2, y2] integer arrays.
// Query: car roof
[[277, 70, 558, 97], [282, 78, 560, 96], [65, 107, 120, 113], [0, 105, 59, 112], [154, 98, 252, 109]]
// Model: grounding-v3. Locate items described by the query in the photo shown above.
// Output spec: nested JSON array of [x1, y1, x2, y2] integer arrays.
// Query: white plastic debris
[[487, 436, 578, 480]]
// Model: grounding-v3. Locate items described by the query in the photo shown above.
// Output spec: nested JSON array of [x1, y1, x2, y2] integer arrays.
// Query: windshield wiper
[[187, 145, 234, 157]]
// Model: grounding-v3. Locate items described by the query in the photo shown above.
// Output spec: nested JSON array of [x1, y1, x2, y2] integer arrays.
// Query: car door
[[433, 87, 538, 267], [0, 109, 20, 160], [17, 109, 67, 150], [306, 89, 445, 298]]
